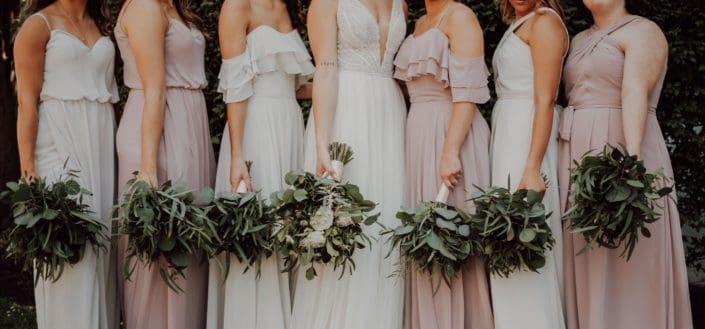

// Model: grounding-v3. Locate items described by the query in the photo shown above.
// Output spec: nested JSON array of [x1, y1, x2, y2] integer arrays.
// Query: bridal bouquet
[[385, 185, 481, 287], [0, 171, 107, 283], [564, 146, 673, 260], [270, 143, 379, 280], [116, 174, 217, 292], [470, 179, 555, 277], [205, 162, 275, 279]]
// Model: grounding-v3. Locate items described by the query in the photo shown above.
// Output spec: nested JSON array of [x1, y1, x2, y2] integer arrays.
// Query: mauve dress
[[558, 15, 693, 329], [393, 28, 495, 329], [114, 18, 216, 329]]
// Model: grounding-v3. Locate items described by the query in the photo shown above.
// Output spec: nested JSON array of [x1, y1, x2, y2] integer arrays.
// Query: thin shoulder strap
[[434, 4, 452, 28], [511, 11, 536, 32], [536, 7, 570, 59], [33, 12, 52, 31]]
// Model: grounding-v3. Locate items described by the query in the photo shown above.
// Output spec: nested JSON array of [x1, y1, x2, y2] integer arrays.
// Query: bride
[[291, 0, 407, 328]]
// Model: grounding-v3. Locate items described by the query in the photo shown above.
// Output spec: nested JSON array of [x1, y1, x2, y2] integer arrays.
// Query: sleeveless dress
[[205, 26, 314, 329], [489, 9, 567, 329], [114, 17, 216, 329], [393, 22, 495, 329], [558, 15, 693, 329], [30, 12, 118, 329], [292, 0, 407, 328]]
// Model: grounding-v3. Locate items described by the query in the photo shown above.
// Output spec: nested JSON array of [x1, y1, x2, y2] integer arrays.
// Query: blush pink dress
[[558, 14, 693, 329], [114, 16, 216, 329], [393, 23, 495, 329]]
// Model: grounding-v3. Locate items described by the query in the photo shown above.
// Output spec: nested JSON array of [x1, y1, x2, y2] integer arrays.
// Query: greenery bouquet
[[564, 146, 673, 260], [270, 143, 379, 280], [116, 174, 217, 292], [0, 170, 107, 283], [385, 185, 481, 288], [204, 162, 275, 279], [470, 179, 555, 277]]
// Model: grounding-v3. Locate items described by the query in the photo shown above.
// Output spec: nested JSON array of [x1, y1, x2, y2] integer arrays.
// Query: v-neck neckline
[[354, 0, 396, 65]]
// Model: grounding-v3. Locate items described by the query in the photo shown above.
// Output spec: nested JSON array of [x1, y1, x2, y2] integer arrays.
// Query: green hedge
[[159, 0, 704, 272]]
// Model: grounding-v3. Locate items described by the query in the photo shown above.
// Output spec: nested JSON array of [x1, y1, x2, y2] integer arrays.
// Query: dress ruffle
[[393, 30, 490, 104], [218, 28, 315, 103]]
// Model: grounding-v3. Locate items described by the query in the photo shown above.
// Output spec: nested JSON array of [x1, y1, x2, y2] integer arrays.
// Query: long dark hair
[[22, 0, 111, 35], [286, 0, 306, 30]]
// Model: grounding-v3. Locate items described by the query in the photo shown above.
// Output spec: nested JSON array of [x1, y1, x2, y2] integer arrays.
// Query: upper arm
[[621, 20, 668, 98], [14, 15, 50, 106], [528, 12, 567, 98], [219, 0, 250, 59], [307, 0, 338, 65], [445, 6, 484, 57], [122, 1, 168, 91]]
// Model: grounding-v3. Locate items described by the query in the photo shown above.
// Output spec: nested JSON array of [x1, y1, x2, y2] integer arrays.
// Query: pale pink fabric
[[394, 28, 494, 329], [114, 18, 216, 329], [559, 15, 693, 329]]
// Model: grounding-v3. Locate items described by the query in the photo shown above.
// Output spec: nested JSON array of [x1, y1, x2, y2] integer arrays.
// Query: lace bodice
[[337, 0, 406, 77]]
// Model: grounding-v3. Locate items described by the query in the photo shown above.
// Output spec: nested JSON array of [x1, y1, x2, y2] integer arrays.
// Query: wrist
[[524, 164, 541, 174]]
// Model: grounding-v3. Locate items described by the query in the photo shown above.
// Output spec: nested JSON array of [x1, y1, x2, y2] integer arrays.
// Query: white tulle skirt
[[291, 70, 406, 329], [33, 99, 116, 329], [207, 95, 304, 329]]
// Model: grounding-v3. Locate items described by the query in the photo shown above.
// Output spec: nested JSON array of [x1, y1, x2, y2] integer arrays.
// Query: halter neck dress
[[489, 8, 568, 329], [558, 15, 693, 329], [393, 13, 495, 329], [114, 15, 216, 329], [30, 12, 118, 329], [206, 25, 314, 329]]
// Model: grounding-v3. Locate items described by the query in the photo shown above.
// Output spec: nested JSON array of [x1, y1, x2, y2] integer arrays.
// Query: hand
[[230, 158, 252, 192], [518, 168, 546, 193], [439, 152, 462, 189], [137, 168, 159, 187], [316, 147, 336, 179], [20, 167, 37, 183]]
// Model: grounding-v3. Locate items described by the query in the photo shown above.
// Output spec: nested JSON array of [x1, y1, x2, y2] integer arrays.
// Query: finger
[[231, 178, 242, 192], [443, 178, 454, 190], [450, 176, 458, 187]]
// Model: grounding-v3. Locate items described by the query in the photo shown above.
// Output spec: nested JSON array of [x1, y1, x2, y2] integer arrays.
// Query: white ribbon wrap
[[236, 180, 248, 193], [436, 184, 450, 203], [331, 160, 344, 181]]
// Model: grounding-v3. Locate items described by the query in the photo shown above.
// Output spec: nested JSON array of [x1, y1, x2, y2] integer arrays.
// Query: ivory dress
[[489, 9, 567, 329], [115, 17, 216, 329], [393, 23, 495, 329], [30, 12, 118, 329], [206, 26, 314, 329], [291, 0, 407, 328], [559, 14, 693, 329]]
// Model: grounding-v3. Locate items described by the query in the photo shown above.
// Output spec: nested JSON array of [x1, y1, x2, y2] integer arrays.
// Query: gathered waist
[[559, 105, 657, 141]]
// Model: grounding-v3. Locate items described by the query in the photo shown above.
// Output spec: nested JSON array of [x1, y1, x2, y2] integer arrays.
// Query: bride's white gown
[[292, 0, 406, 328]]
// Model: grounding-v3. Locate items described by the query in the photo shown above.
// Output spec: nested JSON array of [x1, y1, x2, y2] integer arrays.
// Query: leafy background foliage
[[0, 0, 703, 327]]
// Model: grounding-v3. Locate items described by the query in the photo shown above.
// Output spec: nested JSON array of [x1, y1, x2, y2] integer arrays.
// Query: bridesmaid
[[559, 1, 693, 328], [489, 1, 568, 329], [114, 0, 216, 328], [205, 0, 313, 328], [393, 1, 494, 329], [14, 0, 117, 328]]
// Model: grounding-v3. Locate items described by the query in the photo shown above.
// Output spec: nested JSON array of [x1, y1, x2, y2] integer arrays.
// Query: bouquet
[[470, 179, 555, 277], [270, 143, 379, 280], [205, 162, 275, 279], [385, 185, 481, 288], [0, 171, 107, 283], [564, 145, 673, 260], [116, 174, 217, 292]]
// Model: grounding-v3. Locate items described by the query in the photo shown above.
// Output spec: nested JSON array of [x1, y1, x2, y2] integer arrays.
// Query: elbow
[[143, 85, 167, 110]]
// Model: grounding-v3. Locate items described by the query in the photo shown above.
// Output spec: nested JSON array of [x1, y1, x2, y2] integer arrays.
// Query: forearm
[[525, 100, 554, 171], [139, 89, 166, 174], [226, 101, 248, 161], [442, 102, 475, 156], [296, 82, 313, 100], [621, 91, 649, 156], [16, 101, 39, 175], [312, 68, 338, 153]]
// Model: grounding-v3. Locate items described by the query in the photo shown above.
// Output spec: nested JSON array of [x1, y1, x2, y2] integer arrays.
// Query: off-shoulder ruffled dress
[[115, 18, 216, 329], [393, 27, 495, 329], [206, 26, 314, 329]]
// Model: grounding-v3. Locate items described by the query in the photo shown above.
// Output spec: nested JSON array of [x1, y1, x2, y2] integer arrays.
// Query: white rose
[[300, 230, 326, 249], [335, 211, 354, 227], [310, 207, 334, 231]]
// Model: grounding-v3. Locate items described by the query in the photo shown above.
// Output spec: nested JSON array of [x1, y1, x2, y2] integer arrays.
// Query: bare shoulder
[[15, 13, 51, 46], [446, 2, 480, 27], [623, 17, 667, 47], [122, 0, 167, 25], [309, 0, 338, 14], [221, 0, 250, 13], [532, 9, 565, 33]]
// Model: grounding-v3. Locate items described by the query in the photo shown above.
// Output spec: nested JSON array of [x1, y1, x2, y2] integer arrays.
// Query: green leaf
[[519, 228, 537, 243], [433, 207, 458, 220]]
